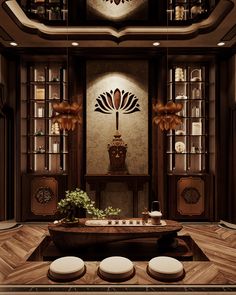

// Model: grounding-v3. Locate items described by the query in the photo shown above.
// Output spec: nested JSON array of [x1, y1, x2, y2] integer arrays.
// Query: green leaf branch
[[57, 188, 121, 222]]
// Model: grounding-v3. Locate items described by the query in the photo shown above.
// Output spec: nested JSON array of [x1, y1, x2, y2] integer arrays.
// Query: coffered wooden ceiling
[[0, 0, 235, 48]]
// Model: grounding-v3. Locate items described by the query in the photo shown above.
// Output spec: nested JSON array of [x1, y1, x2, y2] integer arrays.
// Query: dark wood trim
[[0, 83, 6, 220], [67, 57, 86, 190], [228, 107, 236, 223], [215, 58, 230, 221]]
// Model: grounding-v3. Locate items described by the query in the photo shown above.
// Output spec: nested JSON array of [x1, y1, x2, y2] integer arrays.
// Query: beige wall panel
[[86, 60, 148, 175]]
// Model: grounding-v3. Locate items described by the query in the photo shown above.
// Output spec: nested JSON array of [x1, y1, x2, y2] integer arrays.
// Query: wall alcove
[[85, 59, 150, 217]]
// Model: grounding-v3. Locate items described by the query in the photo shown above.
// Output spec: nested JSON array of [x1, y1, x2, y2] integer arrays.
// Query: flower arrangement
[[57, 188, 121, 222]]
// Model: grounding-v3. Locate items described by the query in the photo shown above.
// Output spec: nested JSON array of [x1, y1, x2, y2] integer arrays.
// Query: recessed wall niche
[[86, 60, 148, 217], [86, 0, 148, 21], [86, 60, 148, 174]]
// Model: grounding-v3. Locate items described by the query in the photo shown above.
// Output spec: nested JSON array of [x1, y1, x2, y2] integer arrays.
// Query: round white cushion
[[99, 256, 134, 281], [148, 256, 184, 281], [49, 256, 85, 281]]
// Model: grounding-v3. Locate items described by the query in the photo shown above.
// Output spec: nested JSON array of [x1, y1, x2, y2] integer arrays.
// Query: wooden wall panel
[[177, 177, 204, 216], [21, 174, 67, 221]]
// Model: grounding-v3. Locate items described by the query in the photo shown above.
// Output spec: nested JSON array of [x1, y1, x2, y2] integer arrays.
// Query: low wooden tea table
[[48, 219, 182, 252]]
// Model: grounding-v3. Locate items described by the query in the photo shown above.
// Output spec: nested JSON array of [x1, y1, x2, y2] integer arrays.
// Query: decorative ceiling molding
[[3, 0, 235, 43], [222, 24, 236, 41], [0, 25, 13, 41], [104, 0, 131, 4]]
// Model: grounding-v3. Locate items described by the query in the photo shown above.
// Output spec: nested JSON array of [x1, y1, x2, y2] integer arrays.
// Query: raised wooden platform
[[0, 223, 235, 288], [42, 235, 205, 262]]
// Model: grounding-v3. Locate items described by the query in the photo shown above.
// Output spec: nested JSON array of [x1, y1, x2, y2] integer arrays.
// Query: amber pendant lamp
[[51, 5, 81, 131], [153, 101, 183, 131], [153, 6, 183, 132], [52, 101, 82, 131]]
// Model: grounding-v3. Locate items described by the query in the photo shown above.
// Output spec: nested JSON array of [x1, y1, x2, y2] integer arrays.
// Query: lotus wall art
[[95, 88, 140, 174], [95, 88, 140, 130]]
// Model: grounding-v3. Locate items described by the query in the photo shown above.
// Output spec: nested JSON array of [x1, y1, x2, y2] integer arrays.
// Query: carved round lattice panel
[[181, 187, 200, 204], [34, 187, 54, 204]]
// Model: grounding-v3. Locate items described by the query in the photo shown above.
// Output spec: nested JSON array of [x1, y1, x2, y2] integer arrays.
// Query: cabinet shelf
[[177, 117, 206, 119], [167, 152, 207, 154], [28, 81, 66, 84], [170, 98, 207, 102], [27, 117, 58, 120], [167, 172, 207, 176], [25, 134, 67, 137], [168, 80, 206, 84], [23, 98, 66, 102], [28, 152, 68, 155], [167, 134, 207, 137]]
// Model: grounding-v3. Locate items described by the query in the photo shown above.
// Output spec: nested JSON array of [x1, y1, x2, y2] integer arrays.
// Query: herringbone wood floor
[[0, 223, 235, 285]]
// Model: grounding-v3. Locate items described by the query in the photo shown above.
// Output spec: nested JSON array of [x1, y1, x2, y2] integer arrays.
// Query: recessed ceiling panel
[[86, 0, 148, 21]]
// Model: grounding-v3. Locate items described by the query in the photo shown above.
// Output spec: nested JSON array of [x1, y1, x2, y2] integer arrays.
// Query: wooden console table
[[85, 174, 150, 217]]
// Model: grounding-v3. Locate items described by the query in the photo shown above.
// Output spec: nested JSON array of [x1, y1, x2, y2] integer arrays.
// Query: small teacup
[[149, 211, 162, 225]]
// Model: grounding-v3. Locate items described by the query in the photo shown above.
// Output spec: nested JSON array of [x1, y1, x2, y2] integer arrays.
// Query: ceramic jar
[[149, 211, 162, 225]]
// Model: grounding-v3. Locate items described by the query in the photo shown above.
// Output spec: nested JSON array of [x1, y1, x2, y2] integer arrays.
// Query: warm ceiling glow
[[217, 42, 225, 46], [153, 42, 160, 46], [10, 42, 18, 46], [72, 42, 79, 46]]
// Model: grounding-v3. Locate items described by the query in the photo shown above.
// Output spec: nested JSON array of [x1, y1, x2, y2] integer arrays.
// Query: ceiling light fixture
[[72, 42, 79, 46], [153, 42, 160, 46], [217, 42, 225, 46], [10, 42, 18, 46]]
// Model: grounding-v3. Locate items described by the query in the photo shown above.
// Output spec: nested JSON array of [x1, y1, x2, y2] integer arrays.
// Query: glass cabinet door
[[20, 0, 68, 23], [167, 64, 208, 174], [27, 62, 68, 173], [167, 0, 213, 22]]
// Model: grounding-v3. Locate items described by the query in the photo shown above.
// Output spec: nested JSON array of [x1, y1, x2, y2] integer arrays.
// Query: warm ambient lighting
[[153, 101, 183, 131], [153, 42, 160, 46], [217, 42, 225, 46], [52, 101, 82, 131], [10, 42, 18, 46], [72, 42, 79, 46]]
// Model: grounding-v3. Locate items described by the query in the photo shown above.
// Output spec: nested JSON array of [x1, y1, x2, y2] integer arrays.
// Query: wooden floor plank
[[0, 223, 235, 285]]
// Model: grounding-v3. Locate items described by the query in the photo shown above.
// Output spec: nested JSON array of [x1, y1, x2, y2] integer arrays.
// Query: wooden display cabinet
[[166, 62, 213, 220], [17, 0, 68, 24], [167, 64, 208, 174], [20, 61, 68, 220], [167, 0, 218, 24]]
